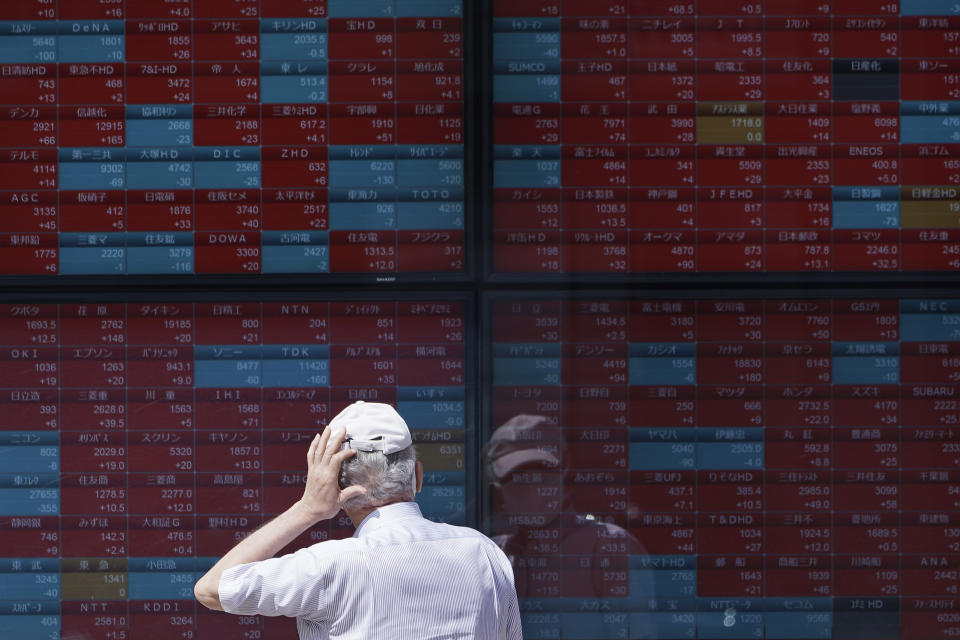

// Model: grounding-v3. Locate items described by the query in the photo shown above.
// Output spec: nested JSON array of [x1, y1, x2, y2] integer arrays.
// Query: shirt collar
[[353, 501, 423, 538]]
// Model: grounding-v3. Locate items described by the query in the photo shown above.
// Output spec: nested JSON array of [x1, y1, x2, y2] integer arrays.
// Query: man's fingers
[[315, 425, 332, 462], [307, 433, 321, 465], [323, 427, 347, 461], [339, 485, 367, 505], [331, 448, 357, 466]]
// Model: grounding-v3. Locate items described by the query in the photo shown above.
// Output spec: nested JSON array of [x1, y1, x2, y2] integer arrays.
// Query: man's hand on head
[[299, 426, 368, 522]]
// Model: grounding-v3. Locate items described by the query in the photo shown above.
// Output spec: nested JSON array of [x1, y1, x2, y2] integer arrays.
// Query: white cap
[[487, 414, 560, 481], [328, 400, 412, 454]]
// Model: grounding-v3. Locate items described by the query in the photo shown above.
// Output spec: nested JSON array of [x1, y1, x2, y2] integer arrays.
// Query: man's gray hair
[[340, 445, 417, 509]]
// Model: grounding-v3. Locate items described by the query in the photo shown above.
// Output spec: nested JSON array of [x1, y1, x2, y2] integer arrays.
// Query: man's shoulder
[[416, 518, 501, 544], [298, 535, 365, 562], [375, 514, 506, 556]]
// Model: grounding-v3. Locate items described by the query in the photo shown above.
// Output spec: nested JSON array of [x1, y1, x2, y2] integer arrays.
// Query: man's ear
[[415, 460, 423, 494]]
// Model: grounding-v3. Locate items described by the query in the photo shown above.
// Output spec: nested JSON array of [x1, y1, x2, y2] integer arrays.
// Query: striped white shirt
[[219, 502, 522, 640]]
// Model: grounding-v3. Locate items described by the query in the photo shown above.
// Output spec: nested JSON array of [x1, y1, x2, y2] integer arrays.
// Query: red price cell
[[628, 301, 696, 341], [564, 435, 629, 469], [125, 20, 193, 62], [127, 303, 193, 344], [629, 19, 695, 59], [329, 344, 397, 385], [697, 474, 763, 513], [766, 105, 832, 144], [0, 1, 56, 19], [902, 513, 959, 554], [493, 0, 560, 17], [0, 64, 56, 106], [832, 229, 901, 271], [696, 342, 763, 384], [194, 230, 262, 273], [490, 386, 562, 427], [834, 103, 899, 144], [834, 21, 899, 58], [261, 146, 328, 189], [397, 60, 463, 101], [0, 106, 56, 147], [126, 62, 192, 104], [834, 473, 900, 511], [328, 19, 397, 59], [262, 105, 328, 145], [262, 189, 328, 231], [61, 515, 127, 556], [127, 189, 194, 232], [833, 554, 899, 596], [128, 388, 194, 430], [264, 472, 305, 513], [397, 103, 462, 144], [833, 300, 899, 339], [0, 190, 58, 233], [195, 388, 260, 428], [398, 344, 464, 385], [195, 0, 259, 19], [766, 387, 832, 429], [765, 230, 832, 271], [130, 610, 197, 640], [763, 472, 833, 514], [696, 17, 762, 59], [629, 514, 696, 554], [696, 62, 763, 101], [329, 386, 397, 413], [60, 473, 127, 515], [263, 431, 314, 472], [630, 146, 695, 186], [765, 345, 832, 384], [194, 104, 260, 145], [561, 62, 628, 102], [329, 230, 398, 272], [264, 389, 328, 429], [397, 301, 464, 343], [329, 104, 395, 145], [0, 517, 59, 556], [765, 187, 833, 228], [629, 386, 696, 426], [902, 17, 960, 57], [397, 18, 462, 59], [128, 474, 195, 514], [629, 60, 696, 102], [562, 17, 627, 59], [765, 17, 831, 57], [697, 385, 763, 425], [698, 557, 764, 596], [129, 516, 195, 556], [329, 63, 396, 102], [196, 432, 261, 472], [766, 555, 832, 596], [261, 0, 326, 18], [629, 470, 696, 511], [261, 302, 329, 343], [328, 301, 396, 342], [493, 192, 552, 238], [494, 103, 560, 145], [194, 62, 261, 104], [493, 229, 562, 272]]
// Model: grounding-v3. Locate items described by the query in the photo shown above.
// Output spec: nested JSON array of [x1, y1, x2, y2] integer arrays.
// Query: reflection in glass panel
[[486, 295, 958, 640]]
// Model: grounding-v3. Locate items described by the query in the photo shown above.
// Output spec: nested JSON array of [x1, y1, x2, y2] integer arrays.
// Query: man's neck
[[345, 498, 412, 528]]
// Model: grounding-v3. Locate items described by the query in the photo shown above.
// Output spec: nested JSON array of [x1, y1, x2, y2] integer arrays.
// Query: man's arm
[[194, 426, 364, 611]]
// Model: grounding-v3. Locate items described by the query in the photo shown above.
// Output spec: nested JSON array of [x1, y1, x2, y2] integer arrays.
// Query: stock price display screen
[[492, 1, 960, 273], [489, 295, 960, 639], [0, 298, 467, 639], [0, 0, 464, 275]]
